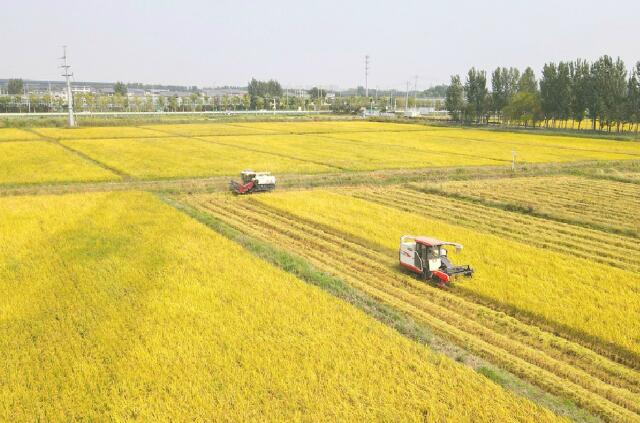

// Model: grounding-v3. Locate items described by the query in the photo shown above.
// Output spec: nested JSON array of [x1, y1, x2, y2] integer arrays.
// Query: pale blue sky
[[2, 0, 638, 89]]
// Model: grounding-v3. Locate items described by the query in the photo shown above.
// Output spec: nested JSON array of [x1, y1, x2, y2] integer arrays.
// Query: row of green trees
[[445, 56, 640, 132]]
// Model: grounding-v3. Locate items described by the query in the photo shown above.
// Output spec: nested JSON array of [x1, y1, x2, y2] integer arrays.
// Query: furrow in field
[[185, 195, 640, 422], [232, 199, 640, 393], [436, 177, 640, 235], [351, 187, 640, 273], [382, 187, 639, 253]]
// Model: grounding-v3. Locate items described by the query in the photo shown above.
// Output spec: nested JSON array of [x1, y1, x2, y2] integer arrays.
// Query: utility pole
[[59, 46, 76, 127], [413, 75, 418, 112], [405, 81, 409, 112], [364, 55, 370, 98]]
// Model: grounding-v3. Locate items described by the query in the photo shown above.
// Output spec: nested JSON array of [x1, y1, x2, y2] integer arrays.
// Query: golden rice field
[[0, 128, 41, 141], [324, 129, 640, 163], [251, 190, 640, 360], [187, 192, 640, 422], [0, 191, 562, 421], [2, 120, 640, 421], [0, 121, 638, 185], [0, 141, 118, 185], [140, 122, 283, 136], [61, 137, 333, 178], [32, 126, 167, 139], [200, 134, 504, 170], [353, 186, 640, 273], [431, 176, 640, 236]]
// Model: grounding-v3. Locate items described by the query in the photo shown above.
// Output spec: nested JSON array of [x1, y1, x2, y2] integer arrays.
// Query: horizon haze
[[2, 0, 639, 90]]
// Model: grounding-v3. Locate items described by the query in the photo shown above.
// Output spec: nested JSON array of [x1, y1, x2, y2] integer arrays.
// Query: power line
[[59, 46, 75, 127]]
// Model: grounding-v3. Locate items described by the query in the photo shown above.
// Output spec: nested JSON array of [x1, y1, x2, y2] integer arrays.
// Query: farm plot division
[[184, 189, 640, 422], [0, 191, 563, 421], [1, 121, 638, 185]]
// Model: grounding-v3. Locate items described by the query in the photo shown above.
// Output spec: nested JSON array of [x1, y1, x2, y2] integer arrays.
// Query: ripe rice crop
[[325, 130, 639, 164], [188, 193, 640, 422], [0, 128, 42, 142], [200, 134, 504, 170], [140, 123, 278, 137], [433, 176, 640, 236], [232, 120, 427, 133], [33, 126, 167, 140], [62, 137, 333, 178], [0, 141, 118, 185], [0, 191, 560, 421], [414, 126, 640, 157], [253, 190, 640, 360]]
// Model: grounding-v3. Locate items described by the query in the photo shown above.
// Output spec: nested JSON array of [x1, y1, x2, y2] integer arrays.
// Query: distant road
[[0, 110, 331, 117]]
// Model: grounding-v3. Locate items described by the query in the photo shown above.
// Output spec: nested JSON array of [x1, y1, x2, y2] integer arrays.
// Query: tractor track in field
[[349, 187, 640, 273], [184, 194, 640, 422]]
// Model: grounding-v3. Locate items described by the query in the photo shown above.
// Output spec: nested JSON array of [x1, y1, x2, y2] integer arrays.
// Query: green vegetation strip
[[161, 194, 601, 423]]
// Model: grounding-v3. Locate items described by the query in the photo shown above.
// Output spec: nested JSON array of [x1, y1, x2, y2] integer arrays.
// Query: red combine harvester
[[229, 170, 276, 195], [399, 235, 473, 287]]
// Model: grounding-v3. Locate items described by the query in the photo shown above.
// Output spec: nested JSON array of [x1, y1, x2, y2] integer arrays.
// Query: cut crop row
[[185, 194, 640, 422], [351, 187, 640, 273], [432, 176, 640, 236]]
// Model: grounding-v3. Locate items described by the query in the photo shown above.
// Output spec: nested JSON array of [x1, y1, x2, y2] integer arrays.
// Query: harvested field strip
[[233, 199, 640, 391], [255, 191, 640, 362], [352, 187, 640, 273], [186, 194, 640, 422], [433, 176, 640, 235]]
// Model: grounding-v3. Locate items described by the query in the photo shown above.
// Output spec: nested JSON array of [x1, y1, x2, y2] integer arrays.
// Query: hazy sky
[[2, 0, 639, 89]]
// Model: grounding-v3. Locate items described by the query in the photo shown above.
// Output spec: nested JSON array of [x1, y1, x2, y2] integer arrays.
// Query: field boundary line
[[316, 132, 513, 164], [1, 160, 639, 197], [148, 126, 350, 171], [22, 128, 132, 181]]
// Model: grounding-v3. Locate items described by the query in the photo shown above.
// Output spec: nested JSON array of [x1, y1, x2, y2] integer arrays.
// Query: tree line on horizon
[[445, 55, 640, 133]]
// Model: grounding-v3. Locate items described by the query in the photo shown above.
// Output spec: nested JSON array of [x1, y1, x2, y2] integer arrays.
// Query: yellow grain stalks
[[0, 128, 42, 142], [62, 137, 334, 178], [0, 141, 118, 185], [186, 192, 640, 422], [432, 176, 640, 236], [252, 190, 640, 360], [0, 191, 560, 421], [32, 126, 166, 139], [353, 186, 640, 273]]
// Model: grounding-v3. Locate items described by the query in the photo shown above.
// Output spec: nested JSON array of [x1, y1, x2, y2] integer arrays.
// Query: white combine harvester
[[229, 170, 276, 195], [399, 235, 474, 287]]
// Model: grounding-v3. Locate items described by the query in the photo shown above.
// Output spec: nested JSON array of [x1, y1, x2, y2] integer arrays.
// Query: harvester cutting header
[[399, 235, 473, 287], [230, 170, 276, 195]]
